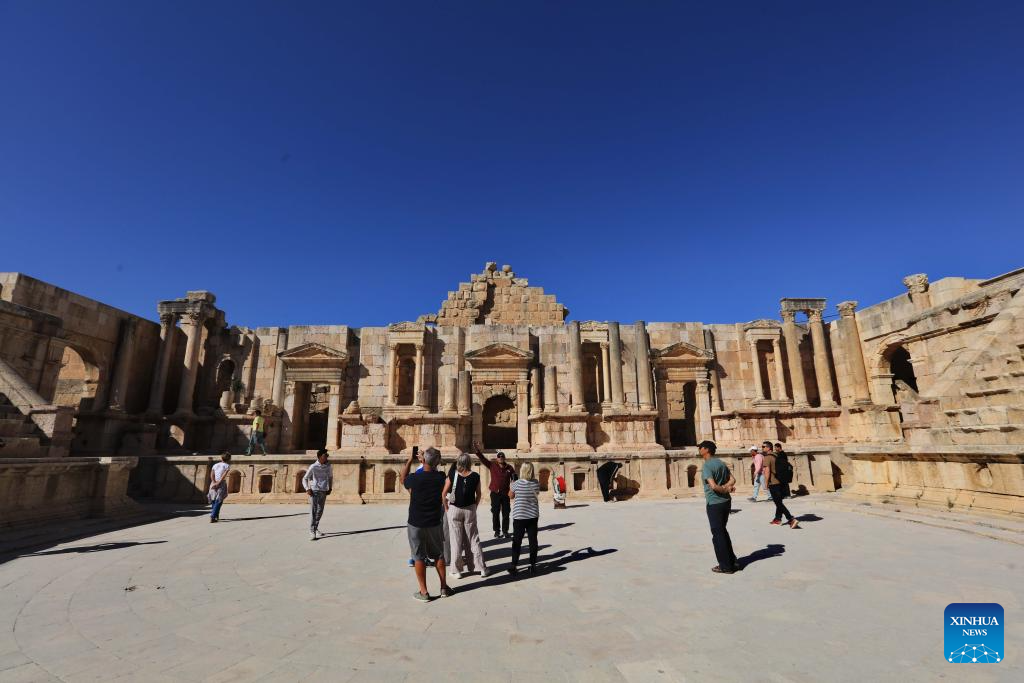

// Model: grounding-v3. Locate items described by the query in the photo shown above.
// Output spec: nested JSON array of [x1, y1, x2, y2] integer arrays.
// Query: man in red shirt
[[474, 442, 516, 538]]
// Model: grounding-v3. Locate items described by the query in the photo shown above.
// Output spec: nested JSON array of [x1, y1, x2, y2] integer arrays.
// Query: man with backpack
[[762, 440, 799, 528]]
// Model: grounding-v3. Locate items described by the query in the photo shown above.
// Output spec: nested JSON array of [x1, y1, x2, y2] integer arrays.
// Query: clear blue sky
[[2, 1, 1021, 328]]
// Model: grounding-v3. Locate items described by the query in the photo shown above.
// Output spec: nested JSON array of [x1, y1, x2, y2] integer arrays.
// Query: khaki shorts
[[407, 524, 444, 562]]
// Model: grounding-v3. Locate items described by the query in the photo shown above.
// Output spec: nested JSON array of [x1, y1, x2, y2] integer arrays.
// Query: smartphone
[[412, 446, 419, 456]]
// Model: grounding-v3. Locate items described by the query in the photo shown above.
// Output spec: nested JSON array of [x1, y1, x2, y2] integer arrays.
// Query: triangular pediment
[[464, 343, 534, 361], [278, 342, 349, 362], [654, 341, 714, 362]]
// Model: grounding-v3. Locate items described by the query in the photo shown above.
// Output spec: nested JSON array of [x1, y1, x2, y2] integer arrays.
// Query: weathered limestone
[[107, 317, 137, 412], [608, 321, 625, 407], [543, 365, 558, 412], [780, 310, 809, 408], [147, 313, 177, 415], [634, 321, 654, 410], [530, 367, 541, 415], [808, 309, 837, 407], [837, 301, 872, 405], [567, 321, 585, 411]]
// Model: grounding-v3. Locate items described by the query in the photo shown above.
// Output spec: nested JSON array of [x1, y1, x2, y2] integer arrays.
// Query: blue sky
[[1, 1, 1021, 328]]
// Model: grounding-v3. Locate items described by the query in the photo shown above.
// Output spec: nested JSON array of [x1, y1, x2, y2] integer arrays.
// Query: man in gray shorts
[[401, 446, 453, 601]]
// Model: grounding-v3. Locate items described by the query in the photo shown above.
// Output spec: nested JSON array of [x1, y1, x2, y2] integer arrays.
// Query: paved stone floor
[[0, 496, 1021, 682]]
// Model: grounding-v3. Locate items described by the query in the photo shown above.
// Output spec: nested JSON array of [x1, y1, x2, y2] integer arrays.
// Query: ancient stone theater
[[1, 262, 1022, 526]]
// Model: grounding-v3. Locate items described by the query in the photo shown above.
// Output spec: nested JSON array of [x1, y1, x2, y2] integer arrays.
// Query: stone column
[[108, 318, 138, 412], [147, 313, 177, 415], [608, 322, 625, 407], [516, 380, 530, 451], [272, 329, 288, 410], [530, 367, 541, 415], [325, 383, 341, 450], [770, 336, 789, 400], [413, 343, 425, 408], [748, 337, 766, 402], [780, 311, 809, 408], [634, 321, 654, 411], [457, 370, 471, 415], [567, 321, 585, 411], [543, 365, 558, 413], [838, 301, 872, 405], [903, 273, 931, 310], [175, 311, 207, 415], [695, 377, 713, 441], [655, 372, 670, 445], [600, 342, 611, 406], [808, 310, 837, 407], [444, 376, 458, 411], [386, 343, 398, 406]]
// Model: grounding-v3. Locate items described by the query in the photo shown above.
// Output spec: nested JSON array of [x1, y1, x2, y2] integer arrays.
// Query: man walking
[[403, 447, 453, 601], [699, 440, 739, 574], [245, 409, 268, 456], [764, 446, 800, 528], [748, 446, 768, 502], [474, 443, 516, 538], [302, 448, 332, 540]]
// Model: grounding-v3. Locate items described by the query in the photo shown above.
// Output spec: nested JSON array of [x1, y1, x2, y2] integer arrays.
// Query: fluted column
[[567, 321, 585, 412], [413, 343, 425, 408], [608, 322, 625, 407], [838, 301, 872, 405], [325, 383, 341, 449], [543, 365, 558, 413], [386, 343, 398, 406], [147, 313, 177, 415], [272, 328, 288, 409], [175, 311, 207, 415], [771, 336, 789, 400], [780, 311, 809, 408], [108, 318, 138, 412], [530, 367, 541, 415], [748, 338, 767, 401], [634, 321, 654, 411], [808, 310, 837, 407]]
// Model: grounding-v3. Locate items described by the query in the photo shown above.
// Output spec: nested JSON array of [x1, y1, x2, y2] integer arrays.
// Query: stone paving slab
[[0, 496, 1021, 682]]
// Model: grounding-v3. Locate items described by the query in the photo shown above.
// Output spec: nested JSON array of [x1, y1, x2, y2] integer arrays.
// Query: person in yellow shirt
[[245, 409, 268, 456]]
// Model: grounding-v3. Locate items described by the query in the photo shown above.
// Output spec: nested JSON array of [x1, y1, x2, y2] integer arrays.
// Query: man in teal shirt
[[700, 440, 739, 574]]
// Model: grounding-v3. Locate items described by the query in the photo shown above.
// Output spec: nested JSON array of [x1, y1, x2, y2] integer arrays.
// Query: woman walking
[[508, 462, 541, 576], [208, 452, 231, 522], [442, 453, 489, 578]]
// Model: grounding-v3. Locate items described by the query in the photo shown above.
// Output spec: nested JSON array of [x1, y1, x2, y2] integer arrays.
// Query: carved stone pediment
[[278, 342, 348, 366], [465, 343, 534, 369], [654, 341, 714, 364], [388, 321, 425, 333], [579, 321, 608, 332], [743, 319, 782, 331]]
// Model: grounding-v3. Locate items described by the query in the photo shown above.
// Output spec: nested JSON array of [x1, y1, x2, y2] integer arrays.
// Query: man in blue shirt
[[700, 440, 739, 574]]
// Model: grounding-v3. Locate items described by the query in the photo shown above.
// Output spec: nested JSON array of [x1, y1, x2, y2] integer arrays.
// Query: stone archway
[[482, 394, 517, 449]]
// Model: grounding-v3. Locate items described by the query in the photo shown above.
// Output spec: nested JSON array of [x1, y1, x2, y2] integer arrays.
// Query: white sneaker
[[450, 570, 463, 579], [310, 531, 317, 541], [316, 530, 325, 538], [480, 568, 490, 578]]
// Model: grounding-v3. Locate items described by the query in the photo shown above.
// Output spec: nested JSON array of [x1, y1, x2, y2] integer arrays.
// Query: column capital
[[780, 310, 797, 324], [414, 343, 424, 352], [599, 341, 609, 350], [159, 312, 178, 327], [807, 309, 823, 324], [837, 301, 859, 318], [902, 273, 929, 295]]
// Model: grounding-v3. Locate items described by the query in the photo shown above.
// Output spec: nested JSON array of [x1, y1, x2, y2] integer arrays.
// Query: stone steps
[[0, 416, 37, 437]]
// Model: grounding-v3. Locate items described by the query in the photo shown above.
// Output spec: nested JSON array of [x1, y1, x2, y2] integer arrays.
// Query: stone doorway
[[482, 394, 517, 449]]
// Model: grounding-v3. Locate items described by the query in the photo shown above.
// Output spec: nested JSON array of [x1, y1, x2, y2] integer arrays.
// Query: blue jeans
[[752, 473, 767, 500], [210, 497, 224, 520], [246, 430, 267, 455]]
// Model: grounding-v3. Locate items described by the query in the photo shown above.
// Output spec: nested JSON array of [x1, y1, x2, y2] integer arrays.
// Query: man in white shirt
[[302, 449, 333, 540], [209, 452, 231, 522]]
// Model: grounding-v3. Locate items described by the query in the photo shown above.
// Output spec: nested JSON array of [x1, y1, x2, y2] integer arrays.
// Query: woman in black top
[[442, 453, 489, 578]]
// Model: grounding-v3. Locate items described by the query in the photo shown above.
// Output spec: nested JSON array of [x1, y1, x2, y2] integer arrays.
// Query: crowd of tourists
[[206, 433, 803, 595]]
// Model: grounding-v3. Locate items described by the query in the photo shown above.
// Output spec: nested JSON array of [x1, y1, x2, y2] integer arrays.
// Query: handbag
[[447, 471, 460, 505]]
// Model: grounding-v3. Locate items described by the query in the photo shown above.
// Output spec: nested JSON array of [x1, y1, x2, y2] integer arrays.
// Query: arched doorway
[[52, 345, 99, 411], [482, 394, 517, 449], [888, 346, 918, 396]]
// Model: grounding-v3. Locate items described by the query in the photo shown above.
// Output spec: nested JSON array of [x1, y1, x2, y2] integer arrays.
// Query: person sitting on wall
[[245, 409, 268, 456], [596, 461, 622, 502], [552, 474, 567, 509]]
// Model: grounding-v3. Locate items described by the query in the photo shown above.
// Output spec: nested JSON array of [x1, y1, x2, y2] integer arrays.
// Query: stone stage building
[[1, 262, 1022, 526]]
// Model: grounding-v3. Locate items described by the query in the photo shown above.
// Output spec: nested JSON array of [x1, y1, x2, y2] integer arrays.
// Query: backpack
[[776, 453, 794, 485]]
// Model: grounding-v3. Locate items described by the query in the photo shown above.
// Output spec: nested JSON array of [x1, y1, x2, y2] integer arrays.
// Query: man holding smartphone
[[402, 446, 453, 601], [474, 443, 516, 538]]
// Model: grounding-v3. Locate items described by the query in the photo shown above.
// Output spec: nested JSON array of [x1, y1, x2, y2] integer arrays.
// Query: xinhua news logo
[[945, 603, 1003, 663]]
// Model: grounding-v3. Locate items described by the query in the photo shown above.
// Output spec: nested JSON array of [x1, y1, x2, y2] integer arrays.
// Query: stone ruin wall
[[2, 263, 1023, 522]]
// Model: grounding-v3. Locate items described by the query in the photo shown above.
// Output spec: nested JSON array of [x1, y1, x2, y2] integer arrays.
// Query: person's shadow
[[454, 546, 618, 593], [23, 541, 167, 557], [795, 514, 823, 523], [737, 543, 785, 569]]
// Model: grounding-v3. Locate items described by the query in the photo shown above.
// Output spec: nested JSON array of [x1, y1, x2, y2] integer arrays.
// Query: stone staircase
[[0, 392, 49, 458], [923, 286, 1024, 446]]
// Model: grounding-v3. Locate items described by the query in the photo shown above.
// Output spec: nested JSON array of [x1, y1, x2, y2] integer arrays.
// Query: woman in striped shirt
[[508, 462, 541, 576]]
